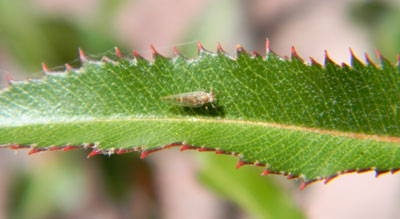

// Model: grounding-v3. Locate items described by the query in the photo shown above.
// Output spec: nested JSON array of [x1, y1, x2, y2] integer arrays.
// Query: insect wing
[[161, 91, 206, 107]]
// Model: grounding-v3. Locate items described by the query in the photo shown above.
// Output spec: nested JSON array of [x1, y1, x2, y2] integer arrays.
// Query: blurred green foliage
[[0, 0, 120, 73], [349, 0, 400, 61], [198, 154, 305, 219]]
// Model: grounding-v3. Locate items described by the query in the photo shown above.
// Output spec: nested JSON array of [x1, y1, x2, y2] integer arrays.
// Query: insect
[[160, 88, 215, 109]]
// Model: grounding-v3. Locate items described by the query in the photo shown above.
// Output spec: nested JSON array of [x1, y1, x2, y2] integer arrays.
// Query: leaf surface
[[1, 42, 400, 187]]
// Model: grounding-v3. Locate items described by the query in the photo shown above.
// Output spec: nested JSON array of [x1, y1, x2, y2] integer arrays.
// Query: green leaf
[[198, 154, 305, 219], [1, 42, 400, 188]]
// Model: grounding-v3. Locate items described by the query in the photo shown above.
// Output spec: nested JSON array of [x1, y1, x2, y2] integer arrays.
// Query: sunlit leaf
[[1, 42, 400, 188]]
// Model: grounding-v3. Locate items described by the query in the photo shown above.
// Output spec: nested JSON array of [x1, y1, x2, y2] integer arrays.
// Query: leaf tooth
[[251, 51, 263, 58], [236, 44, 248, 55], [215, 149, 229, 154], [171, 47, 188, 60], [391, 169, 400, 174], [343, 169, 357, 174], [291, 46, 304, 63], [299, 179, 317, 190], [309, 57, 322, 67], [115, 46, 123, 58], [216, 41, 227, 54], [375, 170, 390, 178], [116, 149, 135, 154], [287, 174, 298, 180], [324, 174, 338, 184], [50, 146, 62, 151], [9, 144, 30, 149], [173, 46, 180, 57], [132, 50, 149, 64], [62, 145, 83, 152], [357, 168, 371, 174], [265, 38, 279, 58], [42, 62, 50, 75], [341, 62, 350, 69], [140, 149, 154, 158], [132, 50, 142, 58], [28, 147, 46, 155], [374, 48, 383, 64], [375, 48, 394, 68], [197, 41, 213, 56], [116, 149, 129, 154], [215, 42, 234, 60], [324, 50, 338, 66], [101, 56, 112, 63], [265, 37, 271, 55], [65, 64, 74, 72], [5, 74, 15, 86], [261, 168, 286, 178], [261, 168, 272, 176], [87, 149, 103, 158], [180, 145, 195, 151], [254, 161, 264, 167], [236, 159, 250, 169], [198, 147, 215, 152], [349, 47, 365, 68], [78, 48, 89, 62], [150, 44, 163, 59], [197, 40, 205, 54], [364, 52, 378, 68]]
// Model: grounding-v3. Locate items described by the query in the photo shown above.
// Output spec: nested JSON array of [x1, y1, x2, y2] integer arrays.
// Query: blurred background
[[0, 0, 400, 218]]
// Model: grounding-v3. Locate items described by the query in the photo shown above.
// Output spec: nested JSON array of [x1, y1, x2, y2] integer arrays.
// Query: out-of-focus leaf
[[199, 153, 305, 218]]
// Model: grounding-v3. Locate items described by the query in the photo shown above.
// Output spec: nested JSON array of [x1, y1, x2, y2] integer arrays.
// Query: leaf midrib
[[4, 116, 400, 143]]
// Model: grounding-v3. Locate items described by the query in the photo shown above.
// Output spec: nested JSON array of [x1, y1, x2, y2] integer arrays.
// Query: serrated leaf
[[1, 42, 400, 188]]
